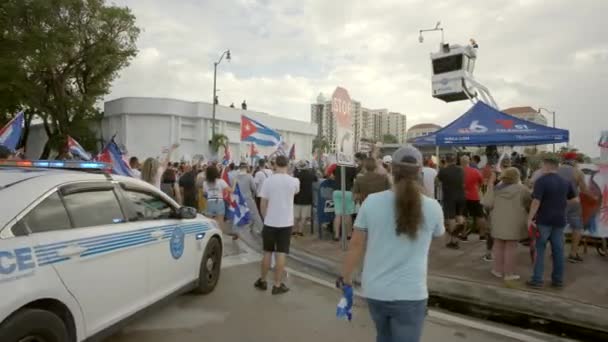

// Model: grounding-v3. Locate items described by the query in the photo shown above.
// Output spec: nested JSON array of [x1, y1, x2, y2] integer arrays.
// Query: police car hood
[[0, 168, 108, 230]]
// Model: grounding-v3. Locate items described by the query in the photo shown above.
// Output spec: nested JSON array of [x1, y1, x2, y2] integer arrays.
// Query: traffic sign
[[332, 86, 355, 166]]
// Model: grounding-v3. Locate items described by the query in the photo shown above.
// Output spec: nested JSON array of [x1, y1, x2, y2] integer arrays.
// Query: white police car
[[0, 160, 223, 342]]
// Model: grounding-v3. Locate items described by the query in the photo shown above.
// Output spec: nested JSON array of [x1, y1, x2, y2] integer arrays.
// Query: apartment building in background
[[311, 93, 407, 152]]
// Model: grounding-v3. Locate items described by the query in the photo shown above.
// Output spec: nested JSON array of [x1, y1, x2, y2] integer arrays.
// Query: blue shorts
[[205, 199, 225, 217], [566, 202, 583, 230]]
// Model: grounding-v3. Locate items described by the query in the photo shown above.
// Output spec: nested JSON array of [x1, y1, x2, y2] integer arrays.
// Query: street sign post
[[332, 87, 354, 250], [332, 87, 355, 166]]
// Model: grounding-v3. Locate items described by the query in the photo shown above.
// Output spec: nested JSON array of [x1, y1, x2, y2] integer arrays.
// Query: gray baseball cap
[[392, 145, 422, 167]]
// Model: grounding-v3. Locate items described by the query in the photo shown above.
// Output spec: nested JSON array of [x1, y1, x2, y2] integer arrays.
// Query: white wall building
[[25, 97, 317, 162]]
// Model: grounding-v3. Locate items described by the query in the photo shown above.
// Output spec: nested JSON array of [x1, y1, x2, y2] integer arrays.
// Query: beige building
[[502, 106, 549, 126], [406, 123, 442, 141], [502, 106, 550, 151]]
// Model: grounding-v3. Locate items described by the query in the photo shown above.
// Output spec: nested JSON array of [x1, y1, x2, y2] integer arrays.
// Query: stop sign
[[332, 87, 352, 128]]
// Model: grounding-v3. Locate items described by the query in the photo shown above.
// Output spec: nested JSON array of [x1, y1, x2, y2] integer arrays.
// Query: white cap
[[382, 155, 393, 164]]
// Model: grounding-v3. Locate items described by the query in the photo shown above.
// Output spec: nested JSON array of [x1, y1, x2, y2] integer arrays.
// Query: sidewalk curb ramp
[[238, 231, 608, 335]]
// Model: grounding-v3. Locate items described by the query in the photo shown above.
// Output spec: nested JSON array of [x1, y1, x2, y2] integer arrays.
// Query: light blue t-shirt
[[354, 190, 445, 301]]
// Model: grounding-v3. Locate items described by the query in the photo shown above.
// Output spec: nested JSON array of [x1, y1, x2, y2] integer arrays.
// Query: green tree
[[210, 133, 229, 154], [382, 134, 398, 144], [312, 136, 330, 153], [0, 0, 140, 156]]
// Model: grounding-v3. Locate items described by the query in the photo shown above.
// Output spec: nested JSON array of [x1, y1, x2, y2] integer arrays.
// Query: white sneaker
[[504, 274, 520, 281], [491, 270, 503, 278]]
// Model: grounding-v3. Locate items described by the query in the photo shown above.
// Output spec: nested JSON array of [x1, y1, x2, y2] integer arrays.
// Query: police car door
[[117, 182, 205, 300], [30, 182, 148, 337]]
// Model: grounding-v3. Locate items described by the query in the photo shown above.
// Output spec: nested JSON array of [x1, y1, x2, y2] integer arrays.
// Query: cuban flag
[[0, 111, 24, 151], [97, 137, 133, 177], [241, 115, 282, 147], [67, 135, 91, 161], [225, 183, 251, 226]]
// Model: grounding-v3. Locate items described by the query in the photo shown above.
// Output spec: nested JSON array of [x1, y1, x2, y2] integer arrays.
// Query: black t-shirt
[[294, 169, 318, 205], [179, 171, 198, 207], [437, 164, 465, 201]]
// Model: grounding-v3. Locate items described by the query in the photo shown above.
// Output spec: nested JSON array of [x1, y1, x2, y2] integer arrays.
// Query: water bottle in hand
[[336, 284, 353, 321]]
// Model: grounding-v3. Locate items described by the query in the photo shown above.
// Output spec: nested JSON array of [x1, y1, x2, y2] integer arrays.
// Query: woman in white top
[[203, 165, 233, 235], [140, 144, 178, 190]]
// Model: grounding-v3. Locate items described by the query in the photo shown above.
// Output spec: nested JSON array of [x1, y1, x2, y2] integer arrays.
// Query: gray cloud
[[108, 0, 608, 155]]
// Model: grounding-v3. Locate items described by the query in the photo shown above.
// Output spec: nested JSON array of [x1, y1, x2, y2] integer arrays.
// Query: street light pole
[[211, 49, 231, 141], [538, 107, 556, 153]]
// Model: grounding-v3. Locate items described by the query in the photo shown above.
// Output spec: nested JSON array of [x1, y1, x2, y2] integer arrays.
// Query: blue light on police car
[[49, 161, 65, 168], [32, 161, 49, 168], [80, 162, 104, 169], [196, 233, 205, 240]]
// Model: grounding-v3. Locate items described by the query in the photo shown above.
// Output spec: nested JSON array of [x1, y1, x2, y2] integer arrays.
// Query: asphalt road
[[106, 240, 570, 342]]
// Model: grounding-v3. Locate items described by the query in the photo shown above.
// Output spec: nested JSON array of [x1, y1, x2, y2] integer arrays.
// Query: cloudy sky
[[107, 0, 608, 156]]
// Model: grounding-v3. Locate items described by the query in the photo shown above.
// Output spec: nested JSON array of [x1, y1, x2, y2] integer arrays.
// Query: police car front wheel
[[0, 309, 69, 342], [193, 237, 222, 294]]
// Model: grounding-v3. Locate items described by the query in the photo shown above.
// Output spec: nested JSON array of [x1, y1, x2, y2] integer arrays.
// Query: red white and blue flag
[[249, 143, 258, 157], [97, 137, 133, 177], [67, 135, 92, 161], [223, 144, 231, 165], [0, 111, 24, 151], [289, 144, 296, 160], [241, 115, 282, 147], [225, 183, 251, 226]]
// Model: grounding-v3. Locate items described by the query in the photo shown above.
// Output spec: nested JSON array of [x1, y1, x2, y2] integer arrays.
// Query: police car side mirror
[[178, 206, 198, 220]]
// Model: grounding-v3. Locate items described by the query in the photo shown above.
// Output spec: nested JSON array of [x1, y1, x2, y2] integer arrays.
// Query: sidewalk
[[239, 228, 608, 334]]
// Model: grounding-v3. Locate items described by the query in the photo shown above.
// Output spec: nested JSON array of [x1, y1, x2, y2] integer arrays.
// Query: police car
[[0, 160, 223, 342]]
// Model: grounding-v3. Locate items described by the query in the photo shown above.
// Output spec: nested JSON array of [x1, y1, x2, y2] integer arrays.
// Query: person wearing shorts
[[202, 166, 232, 236], [328, 164, 358, 242], [558, 153, 588, 263], [438, 154, 466, 249], [254, 156, 300, 295]]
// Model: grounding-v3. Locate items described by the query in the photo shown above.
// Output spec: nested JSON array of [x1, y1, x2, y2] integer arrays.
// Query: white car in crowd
[[0, 160, 223, 342]]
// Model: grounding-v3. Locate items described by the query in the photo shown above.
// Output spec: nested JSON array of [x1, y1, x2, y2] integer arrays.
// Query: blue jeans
[[367, 298, 427, 342], [531, 225, 565, 285]]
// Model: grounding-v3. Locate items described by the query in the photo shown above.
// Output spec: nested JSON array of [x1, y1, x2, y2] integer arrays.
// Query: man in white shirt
[[254, 155, 300, 295], [253, 159, 273, 212], [422, 158, 438, 198]]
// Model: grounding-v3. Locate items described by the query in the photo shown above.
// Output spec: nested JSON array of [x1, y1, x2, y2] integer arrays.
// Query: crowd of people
[[0, 139, 597, 342]]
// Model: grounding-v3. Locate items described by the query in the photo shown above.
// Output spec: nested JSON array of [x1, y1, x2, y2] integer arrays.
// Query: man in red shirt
[[461, 155, 487, 243]]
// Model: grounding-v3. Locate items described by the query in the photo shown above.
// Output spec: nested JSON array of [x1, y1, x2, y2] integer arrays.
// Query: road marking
[[285, 267, 573, 342]]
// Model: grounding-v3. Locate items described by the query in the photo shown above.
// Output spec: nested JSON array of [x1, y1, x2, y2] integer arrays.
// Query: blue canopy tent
[[410, 101, 569, 147]]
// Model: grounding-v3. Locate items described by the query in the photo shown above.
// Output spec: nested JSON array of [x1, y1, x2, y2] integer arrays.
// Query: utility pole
[[211, 49, 231, 141]]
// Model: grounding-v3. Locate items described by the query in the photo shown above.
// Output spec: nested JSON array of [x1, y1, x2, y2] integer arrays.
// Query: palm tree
[[312, 137, 330, 153], [211, 133, 229, 154]]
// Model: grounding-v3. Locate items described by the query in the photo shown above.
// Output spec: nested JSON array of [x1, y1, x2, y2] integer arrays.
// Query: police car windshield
[[0, 169, 46, 190]]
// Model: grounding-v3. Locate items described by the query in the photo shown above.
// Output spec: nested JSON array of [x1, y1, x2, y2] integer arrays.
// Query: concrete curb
[[238, 231, 608, 334]]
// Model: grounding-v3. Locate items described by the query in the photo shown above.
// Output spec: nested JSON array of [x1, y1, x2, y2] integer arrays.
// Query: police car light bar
[[0, 160, 111, 170]]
